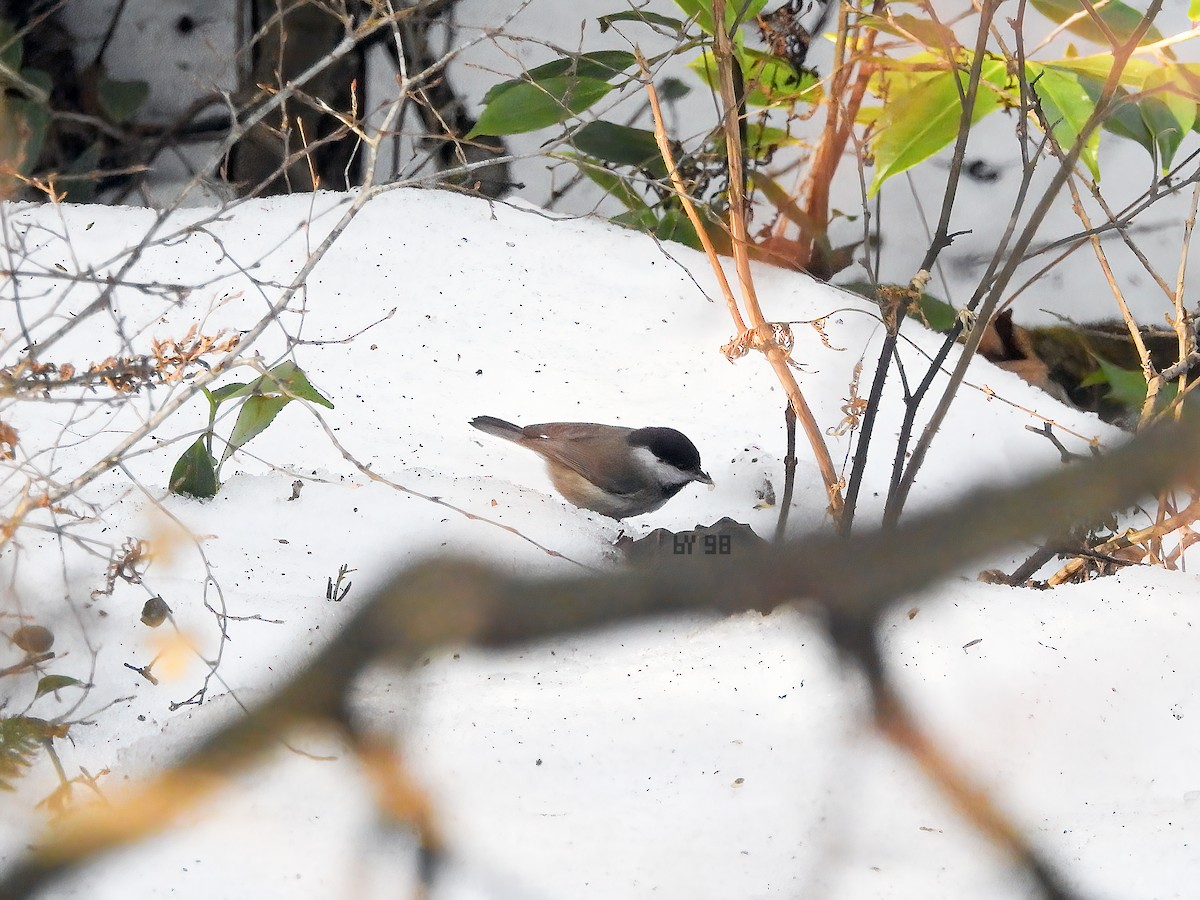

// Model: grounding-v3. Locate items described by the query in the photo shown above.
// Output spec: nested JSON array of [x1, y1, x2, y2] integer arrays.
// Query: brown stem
[[711, 0, 844, 520]]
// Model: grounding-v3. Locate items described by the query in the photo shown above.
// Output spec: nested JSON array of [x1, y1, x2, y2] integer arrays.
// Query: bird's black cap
[[629, 427, 710, 481]]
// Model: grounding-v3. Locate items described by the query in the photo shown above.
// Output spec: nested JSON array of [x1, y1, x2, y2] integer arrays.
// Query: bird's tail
[[470, 415, 525, 442]]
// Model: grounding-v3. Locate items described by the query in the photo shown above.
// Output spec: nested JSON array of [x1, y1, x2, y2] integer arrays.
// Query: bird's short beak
[[697, 471, 713, 486]]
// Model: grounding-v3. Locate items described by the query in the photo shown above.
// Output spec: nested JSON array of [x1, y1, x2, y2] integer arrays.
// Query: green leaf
[[653, 208, 702, 250], [608, 206, 703, 250], [913, 293, 959, 332], [1140, 65, 1197, 170], [576, 160, 652, 212], [672, 0, 769, 35], [262, 360, 334, 407], [469, 76, 615, 138], [688, 48, 822, 107], [518, 50, 634, 87], [1081, 356, 1177, 414], [1029, 0, 1164, 48], [1100, 84, 1156, 149], [869, 55, 1008, 195], [611, 207, 663, 232], [96, 75, 149, 124], [1070, 73, 1157, 158], [1028, 63, 1101, 179], [1088, 357, 1148, 409], [1191, 0, 1200, 19], [860, 12, 961, 53], [598, 11, 685, 33], [657, 77, 691, 102], [844, 282, 958, 332], [1064, 61, 1199, 172], [208, 381, 252, 405], [221, 395, 291, 464], [1043, 54, 1161, 88], [744, 49, 822, 106], [169, 438, 219, 499], [212, 362, 333, 408], [34, 675, 84, 699], [572, 121, 665, 174], [480, 51, 635, 106], [746, 123, 801, 158]]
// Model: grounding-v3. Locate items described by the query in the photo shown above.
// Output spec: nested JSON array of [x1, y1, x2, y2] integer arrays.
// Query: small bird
[[470, 416, 712, 519]]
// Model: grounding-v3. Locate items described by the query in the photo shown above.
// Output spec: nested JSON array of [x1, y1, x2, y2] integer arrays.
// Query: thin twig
[[842, 2, 1000, 535], [774, 402, 797, 542]]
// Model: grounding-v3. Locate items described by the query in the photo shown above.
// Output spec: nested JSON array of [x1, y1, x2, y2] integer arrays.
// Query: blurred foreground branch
[[4, 411, 1200, 898]]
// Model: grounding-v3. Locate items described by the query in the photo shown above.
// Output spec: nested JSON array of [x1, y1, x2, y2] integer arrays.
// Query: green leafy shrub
[[468, 1, 1198, 271], [169, 361, 333, 499]]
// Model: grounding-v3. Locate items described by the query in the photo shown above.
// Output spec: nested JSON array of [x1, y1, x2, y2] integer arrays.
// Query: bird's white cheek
[[631, 447, 695, 487]]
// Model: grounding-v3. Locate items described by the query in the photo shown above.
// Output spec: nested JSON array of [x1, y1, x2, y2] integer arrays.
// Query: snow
[[0, 187, 1196, 899]]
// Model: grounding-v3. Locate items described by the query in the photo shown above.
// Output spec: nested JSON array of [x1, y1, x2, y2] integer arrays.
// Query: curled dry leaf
[[140, 597, 172, 628], [11, 624, 54, 654], [0, 420, 17, 459], [150, 326, 241, 382]]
